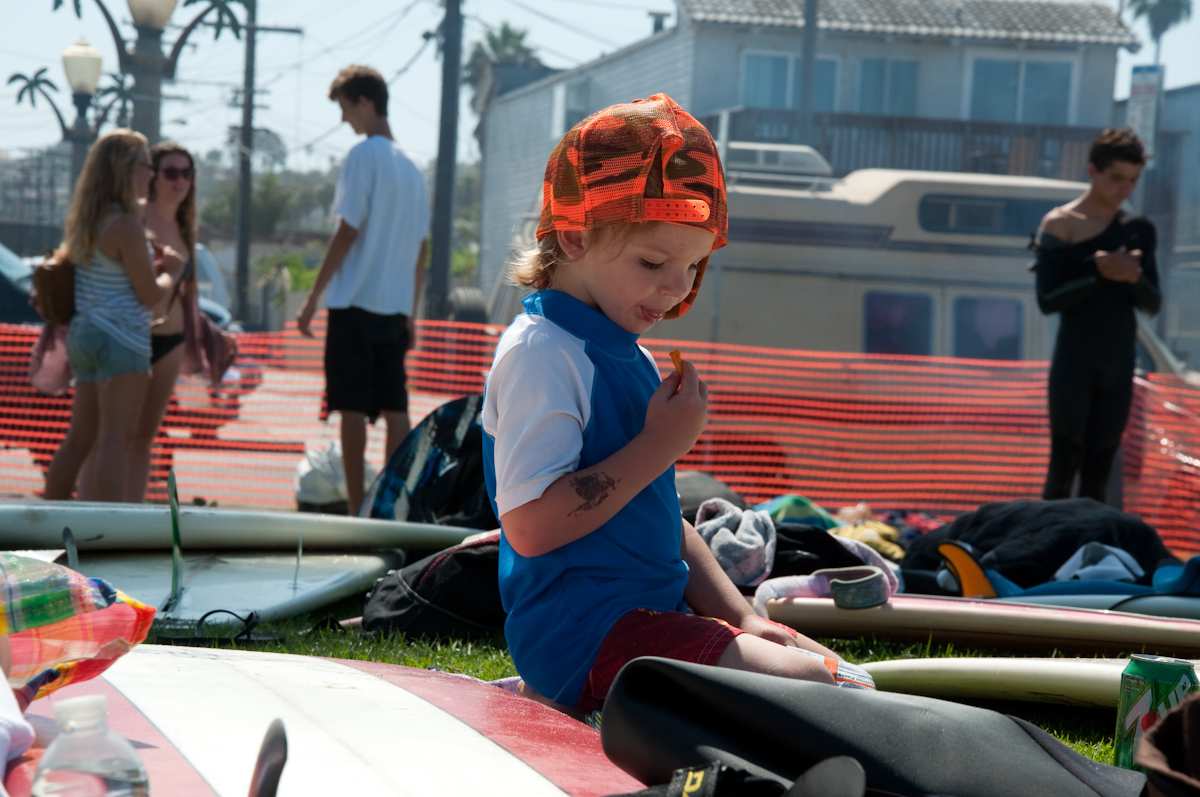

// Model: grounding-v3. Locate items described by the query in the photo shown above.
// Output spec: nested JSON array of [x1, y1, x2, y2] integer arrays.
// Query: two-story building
[[477, 0, 1138, 299]]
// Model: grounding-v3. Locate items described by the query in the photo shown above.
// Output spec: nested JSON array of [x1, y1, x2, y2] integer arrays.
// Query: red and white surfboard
[[5, 645, 645, 796]]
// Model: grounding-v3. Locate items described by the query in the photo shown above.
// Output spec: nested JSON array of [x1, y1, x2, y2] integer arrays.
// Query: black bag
[[363, 394, 498, 529], [602, 658, 1146, 797], [362, 532, 505, 639]]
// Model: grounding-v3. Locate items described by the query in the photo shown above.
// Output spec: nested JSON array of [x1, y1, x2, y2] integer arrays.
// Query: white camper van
[[493, 143, 1192, 380]]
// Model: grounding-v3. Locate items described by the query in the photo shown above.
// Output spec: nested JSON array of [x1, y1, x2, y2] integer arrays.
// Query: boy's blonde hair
[[507, 167, 664, 290], [507, 225, 635, 289], [62, 129, 148, 264]]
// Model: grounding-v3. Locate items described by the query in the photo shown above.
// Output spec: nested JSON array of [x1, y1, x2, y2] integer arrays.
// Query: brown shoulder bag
[[31, 251, 76, 325]]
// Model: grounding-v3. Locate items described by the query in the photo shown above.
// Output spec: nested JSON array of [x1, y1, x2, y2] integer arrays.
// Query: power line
[[231, 2, 425, 82], [464, 15, 582, 67], [544, 0, 666, 9], [503, 0, 622, 48], [294, 34, 434, 154]]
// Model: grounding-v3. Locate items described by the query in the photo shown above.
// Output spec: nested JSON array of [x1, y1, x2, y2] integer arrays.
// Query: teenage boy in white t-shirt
[[298, 64, 431, 515]]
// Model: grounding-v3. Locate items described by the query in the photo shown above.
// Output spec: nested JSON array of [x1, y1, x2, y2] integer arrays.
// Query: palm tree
[[7, 67, 68, 135], [463, 21, 542, 106], [1127, 0, 1193, 63], [95, 71, 134, 129]]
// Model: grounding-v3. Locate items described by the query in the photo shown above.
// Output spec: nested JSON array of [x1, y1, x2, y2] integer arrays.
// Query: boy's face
[[561, 222, 715, 335], [1087, 159, 1143, 206], [338, 96, 376, 134]]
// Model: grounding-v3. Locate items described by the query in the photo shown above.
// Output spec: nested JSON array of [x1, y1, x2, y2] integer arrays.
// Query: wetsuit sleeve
[[1034, 231, 1096, 314], [1126, 218, 1162, 316]]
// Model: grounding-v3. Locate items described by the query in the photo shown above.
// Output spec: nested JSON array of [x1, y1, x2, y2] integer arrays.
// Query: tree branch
[[90, 0, 131, 72], [165, 4, 217, 79], [38, 88, 71, 138]]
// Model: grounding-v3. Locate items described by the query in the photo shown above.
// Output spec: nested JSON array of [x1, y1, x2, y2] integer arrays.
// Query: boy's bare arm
[[681, 520, 839, 658], [502, 361, 707, 557], [297, 220, 359, 336], [501, 431, 678, 557]]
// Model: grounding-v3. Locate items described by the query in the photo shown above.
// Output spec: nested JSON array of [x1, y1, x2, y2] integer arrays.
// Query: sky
[[1, 0, 1198, 171]]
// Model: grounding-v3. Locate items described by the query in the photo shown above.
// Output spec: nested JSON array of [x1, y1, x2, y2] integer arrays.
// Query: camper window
[[954, 297, 1023, 360], [865, 291, 933, 356], [919, 194, 1057, 237]]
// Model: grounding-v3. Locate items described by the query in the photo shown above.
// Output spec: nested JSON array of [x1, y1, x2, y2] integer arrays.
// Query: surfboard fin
[[61, 526, 79, 571], [936, 542, 997, 599], [162, 469, 185, 615], [247, 718, 288, 797]]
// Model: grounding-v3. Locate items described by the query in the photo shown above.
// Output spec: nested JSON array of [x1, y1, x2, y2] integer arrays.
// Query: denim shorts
[[67, 316, 150, 383]]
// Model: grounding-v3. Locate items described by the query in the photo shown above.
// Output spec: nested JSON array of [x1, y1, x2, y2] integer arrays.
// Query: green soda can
[[1113, 654, 1200, 769]]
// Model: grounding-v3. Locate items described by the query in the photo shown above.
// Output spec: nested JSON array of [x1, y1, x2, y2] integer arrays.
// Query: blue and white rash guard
[[482, 290, 688, 705]]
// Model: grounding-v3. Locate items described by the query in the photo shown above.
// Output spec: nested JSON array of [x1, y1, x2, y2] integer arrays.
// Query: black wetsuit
[[1033, 212, 1162, 502]]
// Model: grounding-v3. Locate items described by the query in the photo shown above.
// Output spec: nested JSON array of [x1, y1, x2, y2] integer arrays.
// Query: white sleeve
[[334, 145, 370, 230], [486, 334, 592, 516]]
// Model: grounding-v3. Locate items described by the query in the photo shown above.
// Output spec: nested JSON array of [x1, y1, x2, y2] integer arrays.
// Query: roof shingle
[[677, 0, 1138, 46]]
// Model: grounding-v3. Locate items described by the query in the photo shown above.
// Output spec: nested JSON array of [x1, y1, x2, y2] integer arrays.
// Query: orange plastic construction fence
[[2, 319, 1197, 558]]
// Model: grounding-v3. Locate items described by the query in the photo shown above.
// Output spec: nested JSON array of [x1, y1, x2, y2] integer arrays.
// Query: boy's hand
[[644, 359, 707, 460], [738, 613, 801, 647]]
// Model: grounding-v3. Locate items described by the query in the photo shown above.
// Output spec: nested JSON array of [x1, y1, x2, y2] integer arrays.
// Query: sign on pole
[[1127, 64, 1164, 159]]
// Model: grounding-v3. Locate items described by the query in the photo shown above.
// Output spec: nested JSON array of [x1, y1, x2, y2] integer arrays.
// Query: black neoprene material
[[601, 657, 1146, 797], [1034, 214, 1161, 502]]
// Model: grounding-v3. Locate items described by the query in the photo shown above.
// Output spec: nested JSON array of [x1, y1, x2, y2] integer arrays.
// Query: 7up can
[[1113, 654, 1199, 769]]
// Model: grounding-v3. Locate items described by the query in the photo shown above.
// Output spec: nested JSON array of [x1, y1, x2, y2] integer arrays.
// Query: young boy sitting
[[482, 93, 873, 713]]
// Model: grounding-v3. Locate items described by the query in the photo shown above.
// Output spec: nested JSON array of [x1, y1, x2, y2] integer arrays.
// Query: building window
[[954, 297, 1023, 360], [551, 80, 592, 138], [859, 59, 918, 116], [919, 194, 1059, 237], [741, 52, 838, 111], [864, 291, 933, 355], [970, 57, 1073, 124], [793, 58, 838, 112], [1022, 62, 1071, 124], [743, 53, 790, 109]]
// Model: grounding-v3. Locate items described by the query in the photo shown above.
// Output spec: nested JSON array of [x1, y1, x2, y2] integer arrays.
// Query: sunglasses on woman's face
[[159, 166, 193, 182]]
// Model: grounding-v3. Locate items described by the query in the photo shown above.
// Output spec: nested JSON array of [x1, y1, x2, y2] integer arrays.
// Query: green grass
[[160, 623, 1116, 766]]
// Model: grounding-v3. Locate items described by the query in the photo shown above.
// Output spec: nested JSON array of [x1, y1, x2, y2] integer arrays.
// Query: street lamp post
[[62, 38, 104, 181], [51, 0, 244, 143], [8, 39, 103, 184]]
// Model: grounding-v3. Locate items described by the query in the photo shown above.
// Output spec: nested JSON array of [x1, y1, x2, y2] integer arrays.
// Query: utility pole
[[234, 2, 302, 322], [427, 0, 463, 321], [798, 0, 819, 145]]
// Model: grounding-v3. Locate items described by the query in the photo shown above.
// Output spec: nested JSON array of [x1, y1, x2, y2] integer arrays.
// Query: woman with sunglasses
[[44, 130, 184, 501], [126, 142, 200, 501]]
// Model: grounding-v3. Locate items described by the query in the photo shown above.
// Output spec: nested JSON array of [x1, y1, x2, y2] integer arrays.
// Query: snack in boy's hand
[[669, 350, 686, 394], [670, 349, 685, 376]]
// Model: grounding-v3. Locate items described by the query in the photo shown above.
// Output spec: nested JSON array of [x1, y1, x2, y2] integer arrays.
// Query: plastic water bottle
[[31, 695, 149, 796]]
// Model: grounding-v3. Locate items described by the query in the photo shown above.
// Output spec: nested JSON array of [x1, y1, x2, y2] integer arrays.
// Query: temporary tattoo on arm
[[568, 472, 620, 516]]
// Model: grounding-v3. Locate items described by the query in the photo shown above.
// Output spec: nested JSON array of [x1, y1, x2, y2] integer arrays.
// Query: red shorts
[[576, 608, 745, 713]]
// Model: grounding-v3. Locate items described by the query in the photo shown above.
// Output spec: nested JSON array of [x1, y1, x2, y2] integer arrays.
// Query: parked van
[[492, 144, 1194, 382]]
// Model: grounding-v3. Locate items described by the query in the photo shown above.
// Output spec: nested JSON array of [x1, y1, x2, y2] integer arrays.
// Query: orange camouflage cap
[[535, 93, 728, 318]]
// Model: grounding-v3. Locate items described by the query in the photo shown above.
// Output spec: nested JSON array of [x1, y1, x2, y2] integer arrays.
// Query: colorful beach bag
[[1, 554, 155, 708]]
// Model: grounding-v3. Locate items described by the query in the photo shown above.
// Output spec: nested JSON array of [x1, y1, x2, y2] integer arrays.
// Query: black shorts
[[324, 307, 410, 422]]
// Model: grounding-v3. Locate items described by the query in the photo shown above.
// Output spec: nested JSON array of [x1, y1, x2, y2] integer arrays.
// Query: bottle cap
[[53, 695, 107, 729]]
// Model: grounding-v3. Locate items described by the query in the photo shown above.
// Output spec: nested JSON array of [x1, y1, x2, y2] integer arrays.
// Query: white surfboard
[[5, 646, 644, 796], [0, 500, 481, 552], [73, 550, 402, 637], [863, 656, 1200, 708]]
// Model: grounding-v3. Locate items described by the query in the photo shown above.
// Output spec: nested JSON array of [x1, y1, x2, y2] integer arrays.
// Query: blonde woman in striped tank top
[[44, 130, 185, 502]]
